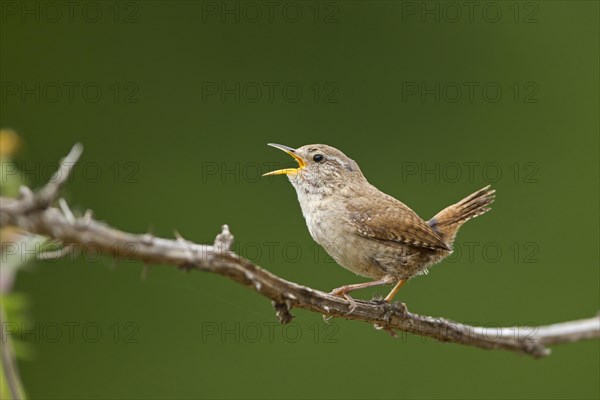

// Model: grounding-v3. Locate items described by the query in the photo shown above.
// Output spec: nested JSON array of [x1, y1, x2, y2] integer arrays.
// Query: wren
[[263, 143, 495, 304]]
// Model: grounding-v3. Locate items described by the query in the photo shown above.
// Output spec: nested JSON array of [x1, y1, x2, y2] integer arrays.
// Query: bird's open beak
[[262, 143, 307, 176]]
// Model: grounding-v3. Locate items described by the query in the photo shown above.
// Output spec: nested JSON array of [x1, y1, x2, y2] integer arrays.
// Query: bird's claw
[[330, 287, 358, 314], [344, 294, 358, 314]]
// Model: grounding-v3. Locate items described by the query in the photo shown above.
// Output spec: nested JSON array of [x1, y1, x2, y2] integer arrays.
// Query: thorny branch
[[0, 144, 598, 359]]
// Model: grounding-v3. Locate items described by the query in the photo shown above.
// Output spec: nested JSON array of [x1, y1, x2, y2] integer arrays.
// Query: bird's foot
[[330, 286, 358, 314], [343, 294, 358, 314]]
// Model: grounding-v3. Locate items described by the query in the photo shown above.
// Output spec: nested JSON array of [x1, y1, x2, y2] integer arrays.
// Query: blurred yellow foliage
[[0, 129, 21, 158]]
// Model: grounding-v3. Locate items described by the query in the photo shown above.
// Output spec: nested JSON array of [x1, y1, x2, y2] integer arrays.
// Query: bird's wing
[[347, 193, 450, 251]]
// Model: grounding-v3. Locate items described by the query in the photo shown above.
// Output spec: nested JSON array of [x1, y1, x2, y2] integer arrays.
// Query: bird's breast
[[292, 188, 378, 276]]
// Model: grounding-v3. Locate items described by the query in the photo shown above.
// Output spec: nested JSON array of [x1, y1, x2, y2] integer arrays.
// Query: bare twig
[[1, 143, 83, 215], [0, 144, 598, 358]]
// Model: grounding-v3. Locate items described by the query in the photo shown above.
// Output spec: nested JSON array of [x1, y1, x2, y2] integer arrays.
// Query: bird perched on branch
[[263, 143, 495, 306]]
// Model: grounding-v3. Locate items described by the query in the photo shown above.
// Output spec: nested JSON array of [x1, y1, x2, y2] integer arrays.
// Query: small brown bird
[[263, 143, 495, 305]]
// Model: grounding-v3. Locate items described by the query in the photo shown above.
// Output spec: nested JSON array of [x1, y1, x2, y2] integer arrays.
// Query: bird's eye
[[313, 154, 324, 163]]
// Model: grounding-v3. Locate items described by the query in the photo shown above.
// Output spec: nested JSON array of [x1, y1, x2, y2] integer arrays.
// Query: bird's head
[[263, 143, 366, 190]]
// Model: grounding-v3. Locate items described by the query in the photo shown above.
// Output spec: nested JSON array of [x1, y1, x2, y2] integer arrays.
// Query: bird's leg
[[384, 279, 406, 302], [330, 276, 396, 312]]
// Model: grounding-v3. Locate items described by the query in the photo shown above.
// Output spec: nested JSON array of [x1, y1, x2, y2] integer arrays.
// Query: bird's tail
[[427, 185, 495, 247]]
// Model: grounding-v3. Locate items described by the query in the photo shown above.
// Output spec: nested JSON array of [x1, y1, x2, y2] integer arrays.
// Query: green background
[[1, 1, 599, 398]]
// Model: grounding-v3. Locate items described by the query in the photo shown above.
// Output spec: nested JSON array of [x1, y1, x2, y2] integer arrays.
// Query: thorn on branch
[[83, 209, 93, 224], [174, 230, 202, 269], [35, 143, 84, 210], [141, 233, 155, 245], [214, 224, 234, 252], [18, 186, 34, 200], [58, 198, 75, 223], [322, 314, 333, 322]]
